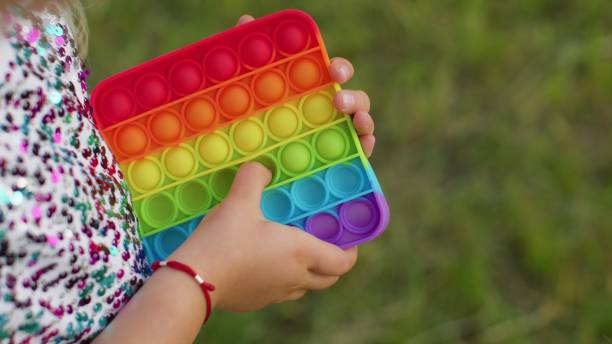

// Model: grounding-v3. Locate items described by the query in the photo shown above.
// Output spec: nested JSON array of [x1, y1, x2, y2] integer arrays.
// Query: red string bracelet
[[151, 260, 215, 324]]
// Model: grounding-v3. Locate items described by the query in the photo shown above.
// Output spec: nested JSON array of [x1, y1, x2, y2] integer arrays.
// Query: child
[[0, 2, 376, 343]]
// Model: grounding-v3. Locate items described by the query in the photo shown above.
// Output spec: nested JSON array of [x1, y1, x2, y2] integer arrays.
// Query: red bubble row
[[92, 10, 321, 129]]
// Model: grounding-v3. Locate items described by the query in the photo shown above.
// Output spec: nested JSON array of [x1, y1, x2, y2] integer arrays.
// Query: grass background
[[85, 0, 612, 342]]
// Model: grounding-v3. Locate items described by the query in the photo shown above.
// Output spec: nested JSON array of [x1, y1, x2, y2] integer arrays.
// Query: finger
[[329, 57, 354, 84], [304, 273, 340, 290], [236, 14, 255, 26], [301, 235, 358, 276], [359, 134, 375, 157], [226, 162, 271, 206], [353, 110, 374, 135], [334, 90, 371, 114]]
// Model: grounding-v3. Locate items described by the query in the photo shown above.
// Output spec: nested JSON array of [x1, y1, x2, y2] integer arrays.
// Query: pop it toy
[[92, 9, 389, 263]]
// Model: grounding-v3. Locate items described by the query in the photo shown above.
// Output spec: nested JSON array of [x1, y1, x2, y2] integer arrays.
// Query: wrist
[[169, 243, 224, 310]]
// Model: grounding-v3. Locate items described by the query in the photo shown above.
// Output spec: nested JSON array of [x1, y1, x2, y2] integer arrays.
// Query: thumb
[[225, 162, 271, 207]]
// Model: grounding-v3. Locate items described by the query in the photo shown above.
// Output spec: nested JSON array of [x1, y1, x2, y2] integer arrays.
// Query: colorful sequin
[[0, 6, 149, 343]]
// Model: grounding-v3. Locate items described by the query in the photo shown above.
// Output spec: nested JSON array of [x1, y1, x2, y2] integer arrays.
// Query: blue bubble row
[[142, 216, 202, 263], [260, 158, 372, 223]]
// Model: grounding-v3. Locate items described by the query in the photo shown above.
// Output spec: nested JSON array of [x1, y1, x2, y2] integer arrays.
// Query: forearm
[[94, 267, 212, 344]]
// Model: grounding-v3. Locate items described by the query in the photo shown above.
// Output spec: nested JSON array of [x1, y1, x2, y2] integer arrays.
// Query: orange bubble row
[[102, 51, 332, 163]]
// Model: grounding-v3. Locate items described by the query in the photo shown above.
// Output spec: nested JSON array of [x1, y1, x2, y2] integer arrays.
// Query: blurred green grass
[[85, 0, 612, 342]]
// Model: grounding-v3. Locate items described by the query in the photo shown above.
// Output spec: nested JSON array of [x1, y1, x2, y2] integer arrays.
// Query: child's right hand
[[170, 162, 358, 312]]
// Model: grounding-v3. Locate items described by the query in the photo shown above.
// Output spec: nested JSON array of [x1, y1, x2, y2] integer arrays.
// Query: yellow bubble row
[[124, 88, 343, 196]]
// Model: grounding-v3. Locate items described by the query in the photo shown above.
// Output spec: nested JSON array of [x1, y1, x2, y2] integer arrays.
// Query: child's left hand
[[237, 15, 376, 157]]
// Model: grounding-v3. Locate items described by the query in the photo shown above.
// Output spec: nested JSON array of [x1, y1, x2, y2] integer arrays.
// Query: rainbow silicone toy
[[92, 9, 389, 263]]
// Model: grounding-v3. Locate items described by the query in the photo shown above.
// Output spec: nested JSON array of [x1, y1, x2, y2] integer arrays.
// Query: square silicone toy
[[91, 9, 390, 263]]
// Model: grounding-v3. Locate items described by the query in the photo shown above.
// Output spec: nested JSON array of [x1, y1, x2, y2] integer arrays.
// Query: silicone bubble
[[114, 123, 149, 157], [162, 145, 197, 179], [155, 227, 188, 258], [204, 47, 239, 82], [339, 198, 379, 234], [100, 88, 134, 123], [252, 69, 287, 105], [149, 110, 183, 144], [231, 119, 266, 154], [210, 168, 237, 200], [254, 154, 280, 183], [217, 83, 252, 119], [239, 33, 274, 68], [185, 217, 202, 233], [183, 97, 217, 131], [305, 212, 342, 243], [274, 20, 310, 55], [169, 60, 203, 95], [314, 128, 349, 163], [127, 158, 163, 193], [143, 238, 162, 262], [175, 179, 212, 214], [291, 176, 328, 211], [300, 92, 336, 127], [265, 106, 301, 141], [287, 57, 322, 91], [135, 73, 169, 109], [141, 192, 177, 228], [279, 140, 313, 176], [197, 132, 232, 166], [261, 188, 294, 222], [326, 163, 364, 198]]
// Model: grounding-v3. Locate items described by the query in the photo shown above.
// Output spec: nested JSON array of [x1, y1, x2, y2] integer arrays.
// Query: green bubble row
[[136, 167, 237, 233]]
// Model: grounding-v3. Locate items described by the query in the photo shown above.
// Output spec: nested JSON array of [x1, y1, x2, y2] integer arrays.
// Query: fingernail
[[338, 92, 355, 111], [338, 64, 350, 81]]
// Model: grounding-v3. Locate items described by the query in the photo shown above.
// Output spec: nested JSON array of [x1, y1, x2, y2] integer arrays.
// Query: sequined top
[[0, 6, 149, 343]]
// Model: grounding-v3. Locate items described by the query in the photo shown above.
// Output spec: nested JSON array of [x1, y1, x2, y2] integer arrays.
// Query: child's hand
[[166, 13, 372, 314], [237, 15, 376, 157], [170, 163, 358, 312]]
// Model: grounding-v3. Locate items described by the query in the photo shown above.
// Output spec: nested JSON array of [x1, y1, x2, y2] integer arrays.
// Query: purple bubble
[[339, 198, 379, 234], [305, 212, 342, 243]]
